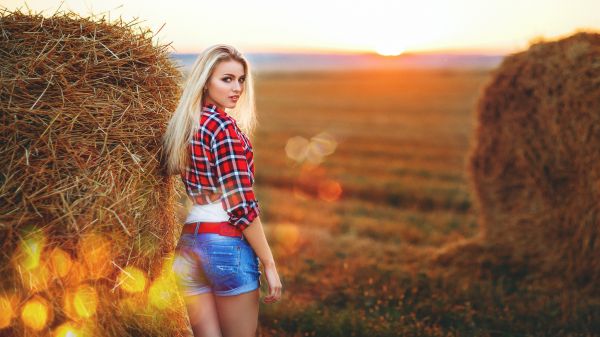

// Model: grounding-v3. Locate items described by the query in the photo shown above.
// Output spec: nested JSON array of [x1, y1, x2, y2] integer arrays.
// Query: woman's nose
[[232, 81, 241, 92]]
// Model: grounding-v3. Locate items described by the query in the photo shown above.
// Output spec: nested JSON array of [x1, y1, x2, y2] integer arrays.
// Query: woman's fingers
[[263, 291, 277, 303], [263, 282, 282, 303]]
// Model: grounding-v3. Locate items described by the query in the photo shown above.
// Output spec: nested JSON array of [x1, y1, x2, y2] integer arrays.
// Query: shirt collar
[[202, 102, 227, 116]]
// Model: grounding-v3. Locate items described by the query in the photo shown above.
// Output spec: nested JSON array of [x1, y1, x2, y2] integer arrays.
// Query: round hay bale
[[468, 32, 600, 289], [0, 8, 188, 336]]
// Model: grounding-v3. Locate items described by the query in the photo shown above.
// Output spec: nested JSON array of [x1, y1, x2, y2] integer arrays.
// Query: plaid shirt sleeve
[[210, 119, 260, 231]]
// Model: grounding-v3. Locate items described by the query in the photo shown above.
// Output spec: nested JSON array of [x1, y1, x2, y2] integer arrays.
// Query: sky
[[2, 0, 599, 55]]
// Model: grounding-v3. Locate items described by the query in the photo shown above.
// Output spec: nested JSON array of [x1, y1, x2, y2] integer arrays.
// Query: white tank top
[[185, 200, 229, 223]]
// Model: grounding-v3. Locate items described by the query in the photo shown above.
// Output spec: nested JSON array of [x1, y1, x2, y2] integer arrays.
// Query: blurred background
[[2, 0, 599, 336]]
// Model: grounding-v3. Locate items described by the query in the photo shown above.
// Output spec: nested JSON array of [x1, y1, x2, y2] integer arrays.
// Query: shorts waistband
[[182, 221, 243, 238]]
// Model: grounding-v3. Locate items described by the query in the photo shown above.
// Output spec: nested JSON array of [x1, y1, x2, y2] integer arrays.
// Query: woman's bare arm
[[242, 216, 282, 303], [242, 216, 274, 264]]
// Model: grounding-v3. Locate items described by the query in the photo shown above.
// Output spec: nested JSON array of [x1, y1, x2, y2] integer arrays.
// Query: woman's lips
[[230, 96, 239, 102]]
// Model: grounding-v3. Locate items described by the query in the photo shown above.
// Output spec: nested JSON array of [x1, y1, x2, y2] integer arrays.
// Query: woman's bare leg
[[214, 289, 259, 337], [184, 292, 223, 337]]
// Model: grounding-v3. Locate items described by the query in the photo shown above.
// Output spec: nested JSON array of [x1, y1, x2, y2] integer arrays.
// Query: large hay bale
[[468, 32, 600, 289], [0, 9, 188, 336]]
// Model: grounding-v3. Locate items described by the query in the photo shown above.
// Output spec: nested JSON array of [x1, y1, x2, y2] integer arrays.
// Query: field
[[176, 68, 599, 336]]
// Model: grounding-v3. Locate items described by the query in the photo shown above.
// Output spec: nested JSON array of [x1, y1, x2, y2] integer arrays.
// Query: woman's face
[[204, 59, 246, 110]]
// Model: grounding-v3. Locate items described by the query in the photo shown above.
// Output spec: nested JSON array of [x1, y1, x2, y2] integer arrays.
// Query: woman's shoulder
[[198, 114, 243, 150], [200, 110, 234, 134]]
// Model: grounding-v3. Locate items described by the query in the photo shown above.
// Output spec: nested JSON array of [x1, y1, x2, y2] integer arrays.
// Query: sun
[[374, 45, 406, 57]]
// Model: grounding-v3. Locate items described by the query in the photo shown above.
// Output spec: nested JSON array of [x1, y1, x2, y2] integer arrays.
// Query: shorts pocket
[[203, 244, 241, 283]]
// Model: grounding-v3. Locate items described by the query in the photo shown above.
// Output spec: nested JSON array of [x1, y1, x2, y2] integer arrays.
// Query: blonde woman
[[162, 44, 282, 337]]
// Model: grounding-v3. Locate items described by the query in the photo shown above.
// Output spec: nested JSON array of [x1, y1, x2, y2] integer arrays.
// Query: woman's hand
[[262, 261, 282, 304]]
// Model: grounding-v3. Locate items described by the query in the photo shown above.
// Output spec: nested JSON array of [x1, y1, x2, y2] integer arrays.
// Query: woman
[[162, 44, 282, 337]]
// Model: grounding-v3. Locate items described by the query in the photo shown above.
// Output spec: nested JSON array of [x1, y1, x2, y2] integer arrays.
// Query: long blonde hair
[[162, 44, 257, 176]]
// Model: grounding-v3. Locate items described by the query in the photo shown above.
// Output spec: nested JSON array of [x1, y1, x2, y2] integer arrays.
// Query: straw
[[0, 8, 189, 336], [435, 32, 600, 297]]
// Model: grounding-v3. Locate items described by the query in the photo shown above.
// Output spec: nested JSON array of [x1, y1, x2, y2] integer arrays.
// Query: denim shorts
[[172, 233, 261, 297]]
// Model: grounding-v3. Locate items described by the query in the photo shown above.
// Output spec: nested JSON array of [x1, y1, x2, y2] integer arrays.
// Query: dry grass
[[463, 32, 600, 292], [0, 8, 188, 336]]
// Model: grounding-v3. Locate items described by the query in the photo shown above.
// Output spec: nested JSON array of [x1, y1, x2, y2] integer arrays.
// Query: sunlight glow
[[375, 45, 406, 56], [1, 0, 599, 54]]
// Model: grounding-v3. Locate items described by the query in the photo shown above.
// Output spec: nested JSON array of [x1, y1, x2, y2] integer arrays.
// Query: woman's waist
[[185, 200, 228, 222]]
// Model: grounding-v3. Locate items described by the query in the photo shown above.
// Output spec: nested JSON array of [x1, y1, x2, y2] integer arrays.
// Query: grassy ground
[[177, 68, 599, 336]]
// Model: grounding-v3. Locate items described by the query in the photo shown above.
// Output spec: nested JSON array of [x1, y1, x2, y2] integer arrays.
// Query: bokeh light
[[318, 179, 343, 202], [306, 132, 337, 164], [15, 240, 72, 292], [79, 233, 112, 279], [149, 276, 176, 309], [54, 322, 83, 337], [49, 247, 73, 278], [73, 284, 98, 318], [305, 143, 325, 164], [21, 296, 51, 331], [286, 132, 337, 164], [299, 162, 325, 176], [63, 285, 97, 321], [14, 233, 46, 271], [63, 289, 77, 320], [148, 253, 178, 309], [62, 261, 87, 287], [285, 136, 309, 162], [311, 132, 337, 156], [21, 262, 53, 291], [273, 223, 301, 254], [117, 266, 147, 293]]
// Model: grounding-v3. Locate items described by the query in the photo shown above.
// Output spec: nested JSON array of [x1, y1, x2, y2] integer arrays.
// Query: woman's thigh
[[184, 292, 223, 337], [214, 289, 259, 337]]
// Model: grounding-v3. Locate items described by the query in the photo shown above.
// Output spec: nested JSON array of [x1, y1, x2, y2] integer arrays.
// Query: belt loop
[[194, 222, 200, 235]]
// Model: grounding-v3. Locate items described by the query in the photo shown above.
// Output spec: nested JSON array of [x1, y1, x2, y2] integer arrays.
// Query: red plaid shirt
[[181, 103, 260, 230]]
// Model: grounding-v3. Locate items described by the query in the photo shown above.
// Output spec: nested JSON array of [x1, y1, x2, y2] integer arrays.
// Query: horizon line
[[171, 47, 513, 56]]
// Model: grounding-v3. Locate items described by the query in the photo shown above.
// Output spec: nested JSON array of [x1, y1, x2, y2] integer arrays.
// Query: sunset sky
[[2, 0, 599, 55]]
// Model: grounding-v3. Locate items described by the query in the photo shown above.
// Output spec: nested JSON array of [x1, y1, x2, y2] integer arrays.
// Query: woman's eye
[[222, 77, 232, 82], [239, 77, 246, 83]]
